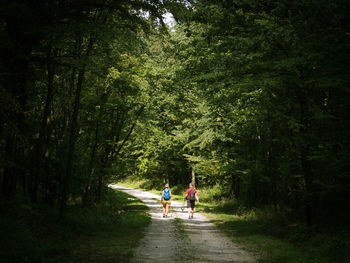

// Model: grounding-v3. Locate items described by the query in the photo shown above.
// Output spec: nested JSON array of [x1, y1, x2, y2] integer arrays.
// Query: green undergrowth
[[198, 200, 350, 263], [203, 207, 350, 263], [116, 178, 350, 263], [199, 190, 350, 263], [0, 188, 150, 263]]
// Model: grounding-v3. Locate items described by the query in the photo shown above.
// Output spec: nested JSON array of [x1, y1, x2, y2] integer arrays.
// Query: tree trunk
[[296, 84, 313, 226], [96, 173, 103, 203], [267, 129, 277, 207], [83, 120, 99, 206], [1, 1, 38, 199], [230, 173, 240, 198], [30, 46, 55, 203], [2, 135, 15, 197], [301, 144, 312, 226], [191, 163, 195, 186], [112, 105, 145, 158], [60, 36, 94, 217]]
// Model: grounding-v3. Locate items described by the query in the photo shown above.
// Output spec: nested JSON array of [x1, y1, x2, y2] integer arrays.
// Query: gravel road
[[110, 185, 255, 263]]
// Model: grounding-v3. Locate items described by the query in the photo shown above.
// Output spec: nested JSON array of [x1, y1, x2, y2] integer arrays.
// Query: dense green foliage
[[0, 0, 177, 212], [129, 0, 350, 227], [1, 0, 350, 261]]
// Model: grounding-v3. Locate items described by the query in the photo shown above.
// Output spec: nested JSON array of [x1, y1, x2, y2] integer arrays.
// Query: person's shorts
[[187, 200, 195, 209], [162, 199, 171, 207]]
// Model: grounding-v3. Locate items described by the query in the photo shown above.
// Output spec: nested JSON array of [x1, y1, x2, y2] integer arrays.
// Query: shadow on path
[[110, 185, 255, 263]]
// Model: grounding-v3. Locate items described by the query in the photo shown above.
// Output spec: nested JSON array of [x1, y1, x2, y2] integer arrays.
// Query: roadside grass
[[116, 178, 350, 263], [198, 201, 350, 263], [0, 188, 150, 263]]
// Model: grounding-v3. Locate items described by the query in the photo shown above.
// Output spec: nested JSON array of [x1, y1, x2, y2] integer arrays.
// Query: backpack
[[163, 189, 170, 200], [188, 189, 196, 201]]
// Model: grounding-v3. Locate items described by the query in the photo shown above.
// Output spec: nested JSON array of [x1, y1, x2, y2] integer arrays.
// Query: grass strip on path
[[173, 217, 193, 262]]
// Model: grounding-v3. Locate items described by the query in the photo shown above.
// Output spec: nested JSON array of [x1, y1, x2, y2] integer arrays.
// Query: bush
[[171, 185, 185, 195], [198, 184, 231, 202]]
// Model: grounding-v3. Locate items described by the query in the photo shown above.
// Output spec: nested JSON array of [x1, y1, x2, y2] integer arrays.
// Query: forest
[[1, 0, 349, 262]]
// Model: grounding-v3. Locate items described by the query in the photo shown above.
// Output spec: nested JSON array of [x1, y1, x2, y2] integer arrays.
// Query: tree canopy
[[1, 0, 349, 227]]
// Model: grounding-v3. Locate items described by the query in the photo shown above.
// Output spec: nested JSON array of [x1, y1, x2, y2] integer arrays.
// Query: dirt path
[[110, 185, 255, 263]]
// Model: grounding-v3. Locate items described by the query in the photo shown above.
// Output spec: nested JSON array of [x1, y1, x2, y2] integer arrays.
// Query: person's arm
[[184, 190, 188, 200], [195, 192, 199, 203], [161, 190, 164, 201], [169, 190, 172, 198]]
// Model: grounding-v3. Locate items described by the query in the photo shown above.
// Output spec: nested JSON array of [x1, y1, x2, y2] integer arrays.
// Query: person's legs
[[191, 201, 195, 218], [187, 200, 191, 218], [165, 203, 169, 216], [162, 201, 166, 217]]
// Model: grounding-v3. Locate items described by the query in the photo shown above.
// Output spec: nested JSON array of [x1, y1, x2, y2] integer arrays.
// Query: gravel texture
[[110, 185, 255, 263]]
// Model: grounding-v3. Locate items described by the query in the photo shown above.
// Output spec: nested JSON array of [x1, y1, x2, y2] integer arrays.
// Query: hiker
[[184, 183, 199, 219], [161, 183, 172, 217]]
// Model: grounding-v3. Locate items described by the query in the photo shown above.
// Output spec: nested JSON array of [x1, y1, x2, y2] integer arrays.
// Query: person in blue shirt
[[161, 184, 172, 217]]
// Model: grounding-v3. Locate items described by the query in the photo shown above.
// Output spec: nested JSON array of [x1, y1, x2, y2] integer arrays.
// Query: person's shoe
[[163, 214, 165, 217], [188, 215, 191, 219]]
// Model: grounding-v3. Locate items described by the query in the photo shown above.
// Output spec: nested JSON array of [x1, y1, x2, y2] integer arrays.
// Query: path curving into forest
[[110, 185, 255, 263]]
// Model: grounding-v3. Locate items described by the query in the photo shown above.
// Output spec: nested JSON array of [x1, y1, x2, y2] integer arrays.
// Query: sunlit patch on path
[[110, 185, 255, 263]]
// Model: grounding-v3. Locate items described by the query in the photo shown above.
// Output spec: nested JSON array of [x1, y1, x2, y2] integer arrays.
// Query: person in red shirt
[[184, 183, 199, 219]]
